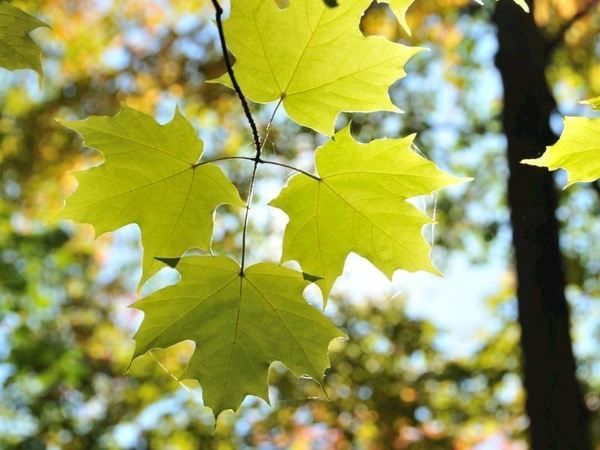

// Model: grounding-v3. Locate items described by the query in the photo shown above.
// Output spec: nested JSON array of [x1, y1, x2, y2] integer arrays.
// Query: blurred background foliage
[[0, 0, 599, 448]]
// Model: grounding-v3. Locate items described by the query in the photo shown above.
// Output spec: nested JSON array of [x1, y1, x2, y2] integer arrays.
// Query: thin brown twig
[[209, 0, 320, 274], [211, 0, 262, 155], [211, 0, 261, 275], [261, 159, 320, 181]]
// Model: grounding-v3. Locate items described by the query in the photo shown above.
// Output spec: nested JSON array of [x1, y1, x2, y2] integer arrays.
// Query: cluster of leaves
[[0, 0, 533, 421], [55, 0, 467, 418]]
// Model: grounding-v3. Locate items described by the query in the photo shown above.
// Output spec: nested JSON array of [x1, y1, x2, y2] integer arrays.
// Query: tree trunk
[[492, 1, 590, 448]]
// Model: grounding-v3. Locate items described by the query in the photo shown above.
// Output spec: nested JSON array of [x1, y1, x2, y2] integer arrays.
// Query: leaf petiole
[[193, 156, 320, 181]]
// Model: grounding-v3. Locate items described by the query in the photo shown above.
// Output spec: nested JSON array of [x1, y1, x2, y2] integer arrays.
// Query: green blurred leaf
[[0, 3, 47, 78]]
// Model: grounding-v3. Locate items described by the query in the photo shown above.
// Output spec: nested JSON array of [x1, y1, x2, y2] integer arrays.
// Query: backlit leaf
[[271, 126, 466, 300], [522, 116, 600, 186], [133, 256, 344, 415], [59, 106, 244, 284], [215, 0, 420, 135]]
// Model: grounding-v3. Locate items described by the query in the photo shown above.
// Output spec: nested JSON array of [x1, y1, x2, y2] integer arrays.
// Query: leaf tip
[[456, 176, 474, 185], [521, 157, 543, 167], [413, 45, 431, 55]]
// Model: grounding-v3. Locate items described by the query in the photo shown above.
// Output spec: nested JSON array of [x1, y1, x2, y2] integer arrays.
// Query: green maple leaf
[[133, 256, 344, 415], [59, 106, 244, 284], [215, 0, 420, 135], [379, 0, 415, 34], [522, 116, 600, 186], [0, 2, 48, 78], [271, 127, 466, 300]]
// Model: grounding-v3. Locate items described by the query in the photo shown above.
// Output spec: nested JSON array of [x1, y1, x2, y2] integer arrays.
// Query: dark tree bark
[[493, 1, 590, 448]]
